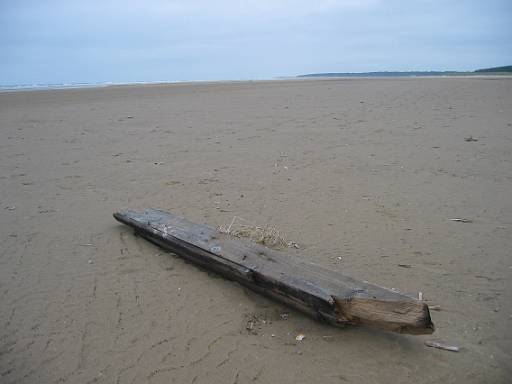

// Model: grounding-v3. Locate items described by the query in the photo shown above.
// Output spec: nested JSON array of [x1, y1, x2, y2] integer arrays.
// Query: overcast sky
[[1, 0, 511, 85]]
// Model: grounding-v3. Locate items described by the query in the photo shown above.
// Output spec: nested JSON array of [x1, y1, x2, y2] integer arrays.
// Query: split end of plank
[[335, 297, 434, 334]]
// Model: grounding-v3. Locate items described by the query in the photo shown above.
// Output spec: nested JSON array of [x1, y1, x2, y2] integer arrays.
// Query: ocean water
[[0, 82, 114, 92], [0, 78, 267, 92], [0, 80, 193, 92]]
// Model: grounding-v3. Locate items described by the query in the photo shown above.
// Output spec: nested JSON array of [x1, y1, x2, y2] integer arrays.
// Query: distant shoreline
[[298, 72, 512, 78], [3, 65, 511, 93], [2, 73, 512, 93]]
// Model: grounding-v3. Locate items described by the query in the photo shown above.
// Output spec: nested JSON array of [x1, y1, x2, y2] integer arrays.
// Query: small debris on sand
[[464, 136, 478, 142], [246, 319, 255, 332], [295, 334, 306, 341], [425, 340, 459, 352], [450, 218, 473, 223], [244, 313, 270, 334]]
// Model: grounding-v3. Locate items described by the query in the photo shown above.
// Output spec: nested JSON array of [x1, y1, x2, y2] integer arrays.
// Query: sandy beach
[[1, 77, 511, 383]]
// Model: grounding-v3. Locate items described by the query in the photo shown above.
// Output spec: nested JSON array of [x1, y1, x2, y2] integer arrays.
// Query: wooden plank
[[113, 209, 434, 334]]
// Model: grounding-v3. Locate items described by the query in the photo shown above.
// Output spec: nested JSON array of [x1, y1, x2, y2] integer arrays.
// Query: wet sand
[[1, 77, 511, 383]]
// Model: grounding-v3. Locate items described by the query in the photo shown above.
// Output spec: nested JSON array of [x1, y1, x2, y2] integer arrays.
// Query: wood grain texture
[[114, 208, 434, 334]]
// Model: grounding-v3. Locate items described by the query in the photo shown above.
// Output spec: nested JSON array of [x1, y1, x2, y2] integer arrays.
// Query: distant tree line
[[474, 65, 512, 73], [298, 65, 512, 78]]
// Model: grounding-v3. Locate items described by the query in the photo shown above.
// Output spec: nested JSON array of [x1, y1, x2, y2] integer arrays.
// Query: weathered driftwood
[[113, 209, 434, 334]]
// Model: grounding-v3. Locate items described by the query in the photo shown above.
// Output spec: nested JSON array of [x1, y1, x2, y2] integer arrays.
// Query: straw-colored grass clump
[[219, 216, 298, 250]]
